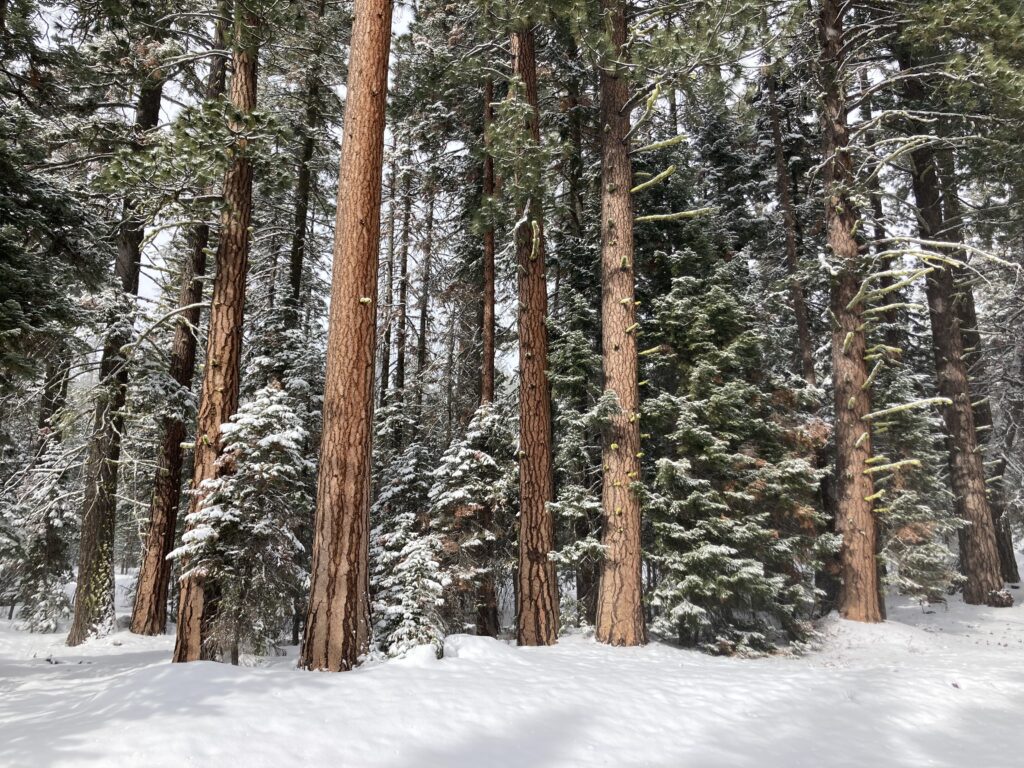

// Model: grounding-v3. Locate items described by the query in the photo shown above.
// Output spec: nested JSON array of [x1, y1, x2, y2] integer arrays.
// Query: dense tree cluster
[[1, 0, 1022, 664]]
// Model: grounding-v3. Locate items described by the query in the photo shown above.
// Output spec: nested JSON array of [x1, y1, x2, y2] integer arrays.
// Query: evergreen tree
[[170, 385, 311, 662]]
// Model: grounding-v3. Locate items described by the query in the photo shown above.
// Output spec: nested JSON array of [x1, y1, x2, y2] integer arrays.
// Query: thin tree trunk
[[474, 77, 501, 638], [68, 79, 164, 647], [300, 0, 392, 672], [818, 0, 882, 623], [393, 164, 413, 438], [510, 21, 558, 647], [380, 140, 398, 411], [132, 15, 229, 637], [286, 0, 327, 328], [172, 10, 260, 662], [766, 66, 815, 387], [481, 78, 497, 408], [414, 187, 434, 415], [594, 0, 645, 647]]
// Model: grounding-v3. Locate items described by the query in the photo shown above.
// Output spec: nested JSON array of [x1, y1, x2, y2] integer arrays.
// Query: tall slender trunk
[[132, 14, 229, 637], [894, 51, 1007, 605], [594, 0, 645, 647], [286, 0, 327, 329], [172, 10, 260, 662], [480, 79, 497, 408], [414, 188, 434, 415], [475, 77, 500, 638], [766, 67, 815, 386], [936, 151, 1020, 583], [300, 0, 392, 672], [818, 0, 882, 623], [68, 79, 164, 647], [393, 166, 412, 430], [510, 22, 558, 646], [380, 141, 398, 411]]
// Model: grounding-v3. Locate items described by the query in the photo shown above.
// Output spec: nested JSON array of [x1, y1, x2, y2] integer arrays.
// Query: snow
[[1, 590, 1022, 767]]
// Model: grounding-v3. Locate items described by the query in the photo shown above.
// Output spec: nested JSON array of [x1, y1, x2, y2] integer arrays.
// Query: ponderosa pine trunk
[[904, 148, 1006, 605], [172, 11, 260, 662], [766, 66, 816, 387], [935, 151, 1020, 583], [511, 21, 558, 646], [475, 76, 500, 638], [818, 0, 882, 623], [300, 0, 392, 672], [131, 16, 229, 637], [594, 0, 646, 647], [893, 48, 1007, 605], [67, 79, 164, 647]]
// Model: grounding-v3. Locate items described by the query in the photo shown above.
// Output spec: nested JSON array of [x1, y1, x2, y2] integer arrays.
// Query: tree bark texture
[[511, 22, 558, 647], [818, 0, 882, 623], [173, 15, 259, 662], [300, 0, 392, 672], [594, 0, 646, 647]]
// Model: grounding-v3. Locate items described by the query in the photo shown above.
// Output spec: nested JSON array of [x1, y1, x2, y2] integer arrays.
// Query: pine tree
[[175, 1, 263, 662], [170, 385, 311, 662]]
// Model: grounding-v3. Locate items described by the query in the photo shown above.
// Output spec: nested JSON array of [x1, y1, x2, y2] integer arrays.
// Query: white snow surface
[[2, 592, 1022, 767]]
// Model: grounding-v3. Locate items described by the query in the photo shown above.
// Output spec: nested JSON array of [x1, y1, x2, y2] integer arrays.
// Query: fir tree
[[170, 385, 312, 662]]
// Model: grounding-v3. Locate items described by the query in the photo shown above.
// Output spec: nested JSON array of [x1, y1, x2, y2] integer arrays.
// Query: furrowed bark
[[511, 21, 558, 647], [300, 0, 392, 672], [818, 0, 882, 623], [594, 0, 646, 647]]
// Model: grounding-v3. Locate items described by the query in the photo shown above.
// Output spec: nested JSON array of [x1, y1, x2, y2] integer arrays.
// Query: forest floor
[[1, 578, 1023, 767]]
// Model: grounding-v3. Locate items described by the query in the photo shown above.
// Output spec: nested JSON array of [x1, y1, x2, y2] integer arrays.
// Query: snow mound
[[443, 633, 522, 661]]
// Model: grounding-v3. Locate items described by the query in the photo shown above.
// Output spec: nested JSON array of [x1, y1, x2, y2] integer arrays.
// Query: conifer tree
[[175, 1, 263, 662]]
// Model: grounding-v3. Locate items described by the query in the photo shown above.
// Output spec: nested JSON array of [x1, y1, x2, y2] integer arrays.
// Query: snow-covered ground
[[2, 589, 1022, 767]]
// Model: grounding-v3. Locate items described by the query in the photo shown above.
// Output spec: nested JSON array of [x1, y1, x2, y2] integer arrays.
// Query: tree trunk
[[393, 164, 412, 433], [766, 66, 815, 387], [286, 1, 326, 329], [510, 22, 558, 647], [172, 11, 259, 662], [131, 16, 229, 637], [936, 151, 1020, 583], [475, 77, 500, 638], [300, 0, 392, 672], [379, 140, 398, 411], [481, 78, 497, 408], [67, 79, 164, 647], [414, 186, 434, 415], [893, 50, 1008, 605], [594, 0, 645, 647], [818, 0, 882, 623], [905, 147, 1006, 604]]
